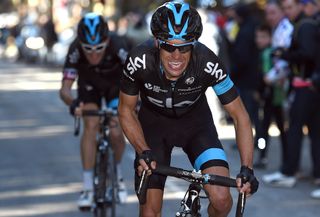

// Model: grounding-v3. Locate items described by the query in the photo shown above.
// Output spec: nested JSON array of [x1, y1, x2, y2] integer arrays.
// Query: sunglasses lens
[[159, 41, 194, 53], [82, 42, 107, 53], [178, 45, 193, 53], [83, 45, 93, 52], [160, 43, 176, 52], [95, 44, 106, 52]]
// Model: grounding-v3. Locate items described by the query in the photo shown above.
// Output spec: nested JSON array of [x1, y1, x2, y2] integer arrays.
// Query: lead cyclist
[[118, 2, 259, 217]]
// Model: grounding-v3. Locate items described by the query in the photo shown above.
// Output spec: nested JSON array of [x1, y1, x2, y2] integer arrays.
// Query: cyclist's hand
[[74, 102, 84, 116], [137, 150, 156, 176], [236, 166, 259, 196], [69, 99, 81, 116]]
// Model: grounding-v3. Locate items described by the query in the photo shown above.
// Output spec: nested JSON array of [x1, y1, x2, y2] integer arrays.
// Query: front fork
[[175, 183, 201, 217], [94, 140, 109, 204]]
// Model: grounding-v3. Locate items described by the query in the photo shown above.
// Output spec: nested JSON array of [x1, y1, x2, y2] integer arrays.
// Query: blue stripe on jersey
[[212, 75, 234, 96], [107, 98, 119, 109], [194, 148, 227, 171]]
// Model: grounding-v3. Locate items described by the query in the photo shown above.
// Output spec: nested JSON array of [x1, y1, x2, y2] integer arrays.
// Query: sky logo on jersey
[[204, 62, 226, 81], [126, 54, 146, 74]]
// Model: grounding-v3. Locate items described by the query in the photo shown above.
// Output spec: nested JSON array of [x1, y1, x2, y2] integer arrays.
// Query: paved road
[[0, 61, 319, 217]]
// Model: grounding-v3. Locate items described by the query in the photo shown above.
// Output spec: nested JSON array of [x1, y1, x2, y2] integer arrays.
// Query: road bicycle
[[138, 164, 246, 217], [74, 103, 119, 217]]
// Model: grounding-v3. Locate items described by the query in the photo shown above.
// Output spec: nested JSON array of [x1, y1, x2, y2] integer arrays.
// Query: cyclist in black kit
[[118, 2, 259, 217], [59, 12, 129, 209]]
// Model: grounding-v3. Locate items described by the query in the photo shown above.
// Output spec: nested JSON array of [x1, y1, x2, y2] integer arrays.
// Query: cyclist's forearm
[[119, 110, 149, 154], [234, 116, 254, 168], [224, 97, 254, 167], [59, 88, 74, 105], [59, 80, 75, 106]]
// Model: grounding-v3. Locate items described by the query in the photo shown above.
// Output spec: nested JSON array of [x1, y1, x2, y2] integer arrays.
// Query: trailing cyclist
[[59, 12, 130, 209], [118, 2, 259, 217]]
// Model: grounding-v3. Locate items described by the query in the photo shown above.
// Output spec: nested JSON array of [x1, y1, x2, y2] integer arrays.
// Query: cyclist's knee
[[207, 188, 232, 213], [84, 118, 99, 132], [139, 207, 161, 217]]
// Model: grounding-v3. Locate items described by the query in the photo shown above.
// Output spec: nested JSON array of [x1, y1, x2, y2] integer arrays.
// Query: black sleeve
[[120, 52, 140, 96]]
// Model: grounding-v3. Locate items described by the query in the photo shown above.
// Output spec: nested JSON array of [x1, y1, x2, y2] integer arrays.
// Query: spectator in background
[[229, 2, 262, 149], [38, 14, 58, 51], [254, 0, 293, 169], [263, 0, 320, 188], [300, 0, 320, 199], [198, 7, 226, 126], [301, 0, 320, 19], [253, 23, 285, 169]]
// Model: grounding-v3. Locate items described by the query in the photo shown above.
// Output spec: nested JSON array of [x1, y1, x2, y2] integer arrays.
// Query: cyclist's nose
[[171, 49, 182, 58]]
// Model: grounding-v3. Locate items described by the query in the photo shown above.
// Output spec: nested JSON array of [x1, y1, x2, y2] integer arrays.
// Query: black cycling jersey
[[120, 39, 238, 117], [63, 33, 129, 102]]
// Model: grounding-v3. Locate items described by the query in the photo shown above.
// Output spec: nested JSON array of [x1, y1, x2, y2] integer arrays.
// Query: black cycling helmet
[[77, 12, 109, 45], [151, 1, 203, 41]]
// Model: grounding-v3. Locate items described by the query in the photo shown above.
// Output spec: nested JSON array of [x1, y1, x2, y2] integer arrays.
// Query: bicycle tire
[[105, 145, 117, 217], [94, 204, 107, 217], [94, 143, 108, 217]]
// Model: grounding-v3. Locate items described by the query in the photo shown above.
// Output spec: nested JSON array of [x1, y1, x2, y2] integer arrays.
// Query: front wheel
[[105, 145, 117, 217], [94, 143, 108, 217], [94, 203, 106, 217]]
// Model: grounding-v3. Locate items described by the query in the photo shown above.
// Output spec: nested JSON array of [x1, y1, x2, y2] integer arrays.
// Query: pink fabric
[[292, 77, 312, 88]]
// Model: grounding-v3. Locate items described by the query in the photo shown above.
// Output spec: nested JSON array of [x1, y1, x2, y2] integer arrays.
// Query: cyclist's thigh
[[78, 82, 102, 106], [134, 138, 172, 191], [105, 97, 121, 129], [134, 107, 174, 191], [183, 120, 229, 172]]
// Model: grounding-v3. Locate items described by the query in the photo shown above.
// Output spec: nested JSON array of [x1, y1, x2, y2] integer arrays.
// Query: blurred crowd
[[208, 0, 320, 200], [1, 0, 320, 199]]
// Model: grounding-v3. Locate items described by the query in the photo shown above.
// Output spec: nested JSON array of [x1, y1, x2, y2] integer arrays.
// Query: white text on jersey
[[127, 54, 146, 74]]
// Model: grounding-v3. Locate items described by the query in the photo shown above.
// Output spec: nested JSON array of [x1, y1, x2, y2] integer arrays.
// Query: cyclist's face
[[159, 39, 193, 81], [81, 39, 109, 65]]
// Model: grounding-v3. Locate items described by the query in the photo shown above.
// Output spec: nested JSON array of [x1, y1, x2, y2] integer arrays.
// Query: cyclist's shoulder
[[68, 38, 81, 51], [192, 42, 220, 65], [64, 38, 82, 67]]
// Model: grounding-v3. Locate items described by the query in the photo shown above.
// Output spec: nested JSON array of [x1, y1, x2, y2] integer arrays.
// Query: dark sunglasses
[[158, 40, 196, 53], [81, 41, 108, 53]]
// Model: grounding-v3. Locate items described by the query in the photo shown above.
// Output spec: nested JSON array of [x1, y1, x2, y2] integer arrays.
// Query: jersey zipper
[[170, 81, 177, 117]]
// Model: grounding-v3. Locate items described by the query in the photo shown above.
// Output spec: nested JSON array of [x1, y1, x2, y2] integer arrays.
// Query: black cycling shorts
[[134, 102, 229, 192], [78, 83, 119, 109]]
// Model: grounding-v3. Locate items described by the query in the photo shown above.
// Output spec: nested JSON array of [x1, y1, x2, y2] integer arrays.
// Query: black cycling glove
[[138, 150, 155, 165], [236, 166, 259, 195], [69, 99, 80, 116]]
